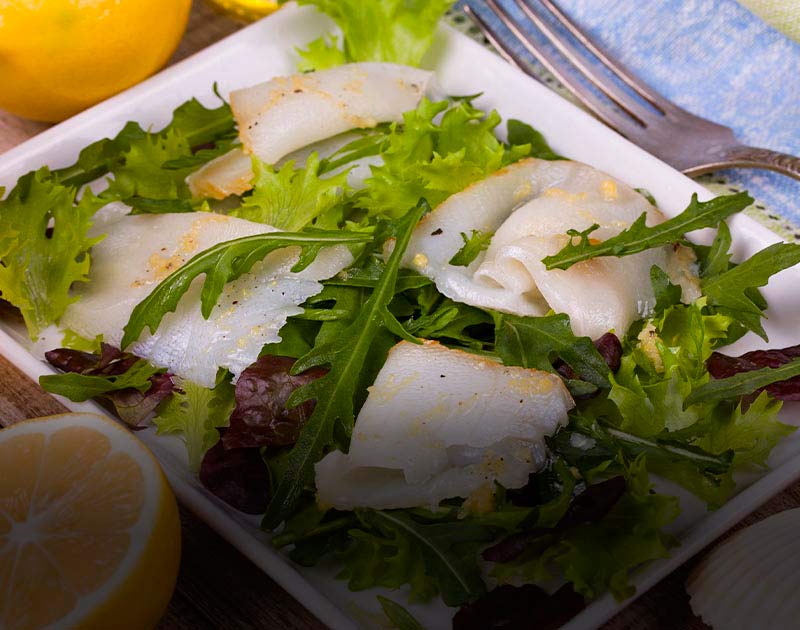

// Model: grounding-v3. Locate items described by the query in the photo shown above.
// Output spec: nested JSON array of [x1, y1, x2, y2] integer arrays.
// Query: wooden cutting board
[[1, 3, 799, 629]]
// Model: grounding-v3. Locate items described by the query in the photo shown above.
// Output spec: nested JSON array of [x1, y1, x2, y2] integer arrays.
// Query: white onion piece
[[315, 340, 573, 510], [404, 157, 700, 338], [687, 508, 800, 630], [61, 212, 352, 387]]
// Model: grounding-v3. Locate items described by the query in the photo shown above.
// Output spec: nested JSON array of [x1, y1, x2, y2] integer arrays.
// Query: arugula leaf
[[341, 509, 491, 606], [685, 357, 800, 406], [554, 413, 732, 478], [634, 187, 657, 206], [402, 297, 492, 350], [53, 122, 148, 189], [448, 230, 493, 267], [154, 374, 235, 472], [262, 200, 428, 528], [296, 0, 453, 68], [494, 313, 611, 388], [121, 231, 371, 348], [230, 154, 349, 231], [701, 242, 800, 339], [552, 412, 735, 507], [506, 119, 563, 160], [542, 192, 753, 271], [377, 596, 423, 630], [40, 360, 162, 401], [699, 220, 733, 279], [695, 393, 794, 466], [0, 169, 105, 338]]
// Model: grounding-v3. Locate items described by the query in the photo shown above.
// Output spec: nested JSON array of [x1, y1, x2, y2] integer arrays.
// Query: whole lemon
[[0, 0, 192, 122]]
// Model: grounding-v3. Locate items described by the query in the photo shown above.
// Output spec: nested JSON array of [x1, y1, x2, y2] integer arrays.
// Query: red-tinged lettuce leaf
[[556, 475, 627, 530], [43, 344, 174, 427], [199, 441, 270, 514], [707, 344, 800, 401], [222, 355, 327, 450], [555, 332, 622, 381], [452, 583, 585, 630]]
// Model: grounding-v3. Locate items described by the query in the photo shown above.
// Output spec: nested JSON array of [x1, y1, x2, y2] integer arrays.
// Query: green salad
[[2, 2, 800, 628]]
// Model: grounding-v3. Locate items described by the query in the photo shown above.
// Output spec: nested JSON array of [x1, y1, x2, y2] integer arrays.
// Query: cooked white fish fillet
[[404, 158, 700, 339], [188, 63, 431, 200], [315, 341, 573, 510], [61, 211, 352, 387], [233, 62, 431, 161], [186, 148, 254, 200]]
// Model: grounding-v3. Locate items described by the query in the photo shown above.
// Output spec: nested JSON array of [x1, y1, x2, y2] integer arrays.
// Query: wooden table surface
[[2, 3, 799, 629]]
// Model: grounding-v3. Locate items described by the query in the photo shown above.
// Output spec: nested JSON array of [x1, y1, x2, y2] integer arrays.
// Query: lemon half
[[0, 413, 181, 629], [0, 0, 192, 122]]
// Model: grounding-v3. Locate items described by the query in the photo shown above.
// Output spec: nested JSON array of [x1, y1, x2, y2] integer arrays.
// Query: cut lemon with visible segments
[[0, 413, 180, 630]]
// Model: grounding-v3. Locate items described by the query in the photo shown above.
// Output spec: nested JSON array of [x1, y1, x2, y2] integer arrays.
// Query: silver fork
[[464, 0, 800, 180]]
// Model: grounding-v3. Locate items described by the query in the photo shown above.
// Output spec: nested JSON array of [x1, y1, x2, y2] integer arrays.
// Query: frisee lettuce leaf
[[121, 230, 371, 348], [0, 169, 106, 338], [54, 98, 234, 189], [262, 200, 429, 528], [230, 153, 349, 230], [102, 129, 196, 212], [154, 373, 235, 472], [338, 509, 492, 607], [360, 98, 539, 218], [295, 0, 453, 70], [542, 192, 753, 271], [695, 392, 794, 466], [493, 456, 678, 601]]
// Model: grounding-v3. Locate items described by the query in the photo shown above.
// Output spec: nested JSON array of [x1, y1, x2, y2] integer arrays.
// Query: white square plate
[[1, 4, 799, 629]]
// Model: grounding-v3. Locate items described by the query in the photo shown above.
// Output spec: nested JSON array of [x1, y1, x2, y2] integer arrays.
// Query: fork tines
[[467, 0, 681, 136]]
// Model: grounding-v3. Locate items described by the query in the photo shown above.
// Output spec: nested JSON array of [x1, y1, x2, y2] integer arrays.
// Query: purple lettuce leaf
[[222, 355, 327, 449], [199, 441, 271, 514], [707, 343, 800, 401], [45, 343, 175, 426]]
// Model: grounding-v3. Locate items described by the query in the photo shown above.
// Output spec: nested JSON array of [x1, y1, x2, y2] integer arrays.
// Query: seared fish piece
[[188, 62, 431, 199], [61, 211, 352, 387], [404, 157, 700, 338], [315, 340, 573, 510]]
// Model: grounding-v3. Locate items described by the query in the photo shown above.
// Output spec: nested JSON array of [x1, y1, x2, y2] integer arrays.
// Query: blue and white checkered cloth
[[460, 0, 800, 235]]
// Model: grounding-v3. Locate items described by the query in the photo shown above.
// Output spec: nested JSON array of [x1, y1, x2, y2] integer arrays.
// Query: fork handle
[[694, 145, 800, 181]]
